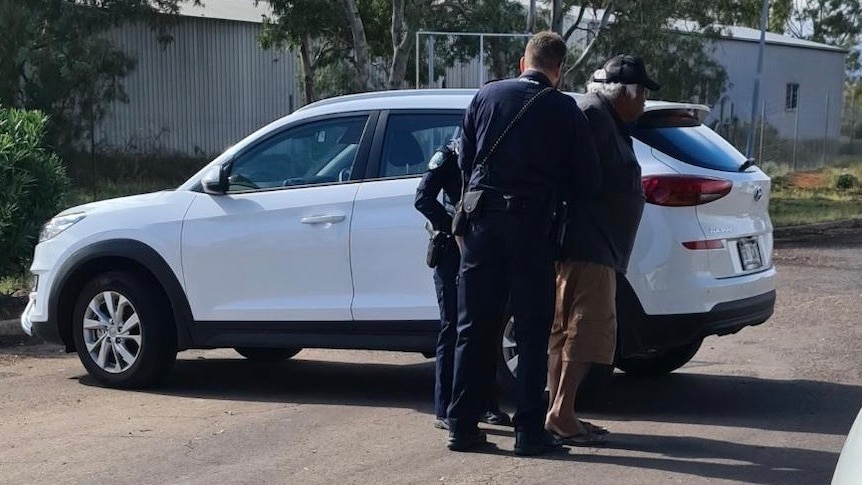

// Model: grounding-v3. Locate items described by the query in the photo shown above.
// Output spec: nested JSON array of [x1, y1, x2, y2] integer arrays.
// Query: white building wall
[[95, 17, 300, 155], [708, 38, 845, 140]]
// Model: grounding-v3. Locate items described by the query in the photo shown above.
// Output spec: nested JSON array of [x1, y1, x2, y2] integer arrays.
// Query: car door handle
[[300, 214, 347, 225]]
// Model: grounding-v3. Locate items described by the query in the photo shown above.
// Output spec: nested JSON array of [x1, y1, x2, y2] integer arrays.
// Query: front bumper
[[618, 289, 776, 359], [20, 292, 63, 344]]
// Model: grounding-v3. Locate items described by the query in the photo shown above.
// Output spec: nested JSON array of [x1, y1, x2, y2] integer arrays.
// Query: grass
[[765, 158, 862, 227]]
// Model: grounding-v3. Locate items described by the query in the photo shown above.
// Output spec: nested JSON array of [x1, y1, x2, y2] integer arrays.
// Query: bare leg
[[545, 360, 590, 437], [547, 349, 563, 413]]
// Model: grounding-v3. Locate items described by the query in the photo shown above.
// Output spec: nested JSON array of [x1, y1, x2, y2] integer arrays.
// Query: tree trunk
[[526, 0, 536, 32], [489, 39, 509, 80], [342, 0, 371, 91], [298, 34, 316, 104], [551, 0, 564, 35], [564, 2, 614, 77], [387, 0, 413, 89]]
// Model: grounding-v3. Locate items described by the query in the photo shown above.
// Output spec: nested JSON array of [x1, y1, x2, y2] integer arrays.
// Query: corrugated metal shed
[[95, 1, 846, 155], [708, 37, 845, 140], [95, 14, 299, 155]]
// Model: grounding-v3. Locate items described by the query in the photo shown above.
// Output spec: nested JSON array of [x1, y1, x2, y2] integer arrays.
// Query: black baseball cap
[[592, 55, 661, 91]]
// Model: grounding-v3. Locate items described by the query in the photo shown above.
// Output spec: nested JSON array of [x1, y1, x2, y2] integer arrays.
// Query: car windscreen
[[631, 110, 747, 172]]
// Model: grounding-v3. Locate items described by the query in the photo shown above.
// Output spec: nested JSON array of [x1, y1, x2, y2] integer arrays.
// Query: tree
[[0, 0, 189, 154], [707, 0, 794, 32], [342, 0, 373, 91], [259, 0, 349, 103], [792, 0, 862, 74], [543, 1, 728, 104], [422, 0, 530, 82]]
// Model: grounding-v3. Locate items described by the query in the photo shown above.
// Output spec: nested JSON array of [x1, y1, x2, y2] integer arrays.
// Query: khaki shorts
[[549, 261, 617, 365]]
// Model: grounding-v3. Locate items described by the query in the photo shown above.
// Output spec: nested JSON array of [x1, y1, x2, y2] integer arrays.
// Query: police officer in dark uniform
[[414, 136, 511, 431], [446, 31, 601, 456]]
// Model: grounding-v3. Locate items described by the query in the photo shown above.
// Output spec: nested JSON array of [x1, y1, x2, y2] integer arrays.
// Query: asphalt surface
[[1, 227, 861, 484]]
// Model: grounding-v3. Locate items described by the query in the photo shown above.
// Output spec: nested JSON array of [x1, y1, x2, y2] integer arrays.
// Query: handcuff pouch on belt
[[426, 230, 454, 268], [450, 86, 553, 238]]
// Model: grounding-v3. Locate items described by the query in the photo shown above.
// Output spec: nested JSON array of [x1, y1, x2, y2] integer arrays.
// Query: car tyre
[[496, 313, 611, 403], [72, 271, 177, 389], [234, 347, 302, 362], [615, 339, 703, 377]]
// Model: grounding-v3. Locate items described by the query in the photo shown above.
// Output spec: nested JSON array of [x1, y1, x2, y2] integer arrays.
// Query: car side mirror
[[202, 165, 227, 195]]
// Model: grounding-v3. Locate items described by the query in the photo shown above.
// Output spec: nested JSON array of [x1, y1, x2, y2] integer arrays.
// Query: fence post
[[427, 35, 435, 87], [759, 99, 765, 164], [415, 31, 420, 88], [793, 94, 800, 170], [822, 91, 830, 166], [478, 35, 485, 87]]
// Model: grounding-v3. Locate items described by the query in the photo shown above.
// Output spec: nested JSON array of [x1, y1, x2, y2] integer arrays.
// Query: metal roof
[[719, 25, 847, 53], [178, 0, 271, 24]]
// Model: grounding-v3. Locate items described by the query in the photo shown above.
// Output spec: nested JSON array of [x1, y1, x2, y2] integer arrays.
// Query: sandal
[[579, 420, 609, 436], [555, 431, 606, 447]]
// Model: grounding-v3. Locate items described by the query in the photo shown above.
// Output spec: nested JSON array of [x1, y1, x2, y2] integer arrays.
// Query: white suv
[[21, 89, 776, 388]]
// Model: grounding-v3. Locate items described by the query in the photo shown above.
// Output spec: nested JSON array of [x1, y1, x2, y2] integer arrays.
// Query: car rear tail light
[[642, 175, 733, 206], [682, 239, 725, 250]]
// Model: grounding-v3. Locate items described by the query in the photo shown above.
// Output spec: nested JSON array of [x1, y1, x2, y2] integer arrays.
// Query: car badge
[[753, 186, 763, 202]]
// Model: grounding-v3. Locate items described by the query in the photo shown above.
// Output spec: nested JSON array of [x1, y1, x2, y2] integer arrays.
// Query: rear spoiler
[[643, 103, 710, 123]]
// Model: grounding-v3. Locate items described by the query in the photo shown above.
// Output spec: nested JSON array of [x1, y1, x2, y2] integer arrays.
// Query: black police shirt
[[457, 70, 601, 205], [414, 139, 461, 233]]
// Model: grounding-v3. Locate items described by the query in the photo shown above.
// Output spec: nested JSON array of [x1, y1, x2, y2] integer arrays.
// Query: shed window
[[785, 83, 799, 110]]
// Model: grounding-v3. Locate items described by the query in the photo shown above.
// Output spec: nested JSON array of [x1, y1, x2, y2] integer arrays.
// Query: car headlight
[[39, 213, 86, 242]]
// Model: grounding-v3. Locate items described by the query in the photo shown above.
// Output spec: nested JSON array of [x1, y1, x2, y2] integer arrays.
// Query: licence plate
[[738, 237, 762, 271]]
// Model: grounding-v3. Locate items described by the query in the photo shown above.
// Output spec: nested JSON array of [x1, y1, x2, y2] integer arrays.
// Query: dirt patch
[[789, 171, 826, 189]]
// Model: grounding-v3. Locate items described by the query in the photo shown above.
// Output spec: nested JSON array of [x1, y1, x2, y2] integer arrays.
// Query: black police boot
[[447, 429, 488, 452], [514, 429, 565, 456]]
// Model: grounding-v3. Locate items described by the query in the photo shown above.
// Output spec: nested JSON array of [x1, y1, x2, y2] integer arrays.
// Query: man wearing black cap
[[545, 54, 659, 444]]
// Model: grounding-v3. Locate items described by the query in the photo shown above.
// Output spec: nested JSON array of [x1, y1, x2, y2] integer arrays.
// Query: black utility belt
[[476, 192, 547, 212]]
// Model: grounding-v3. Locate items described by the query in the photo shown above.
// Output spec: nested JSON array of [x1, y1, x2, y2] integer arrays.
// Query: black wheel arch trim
[[46, 239, 194, 352]]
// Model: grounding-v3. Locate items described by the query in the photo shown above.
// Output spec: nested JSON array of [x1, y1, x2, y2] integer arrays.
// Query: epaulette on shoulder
[[428, 150, 446, 170]]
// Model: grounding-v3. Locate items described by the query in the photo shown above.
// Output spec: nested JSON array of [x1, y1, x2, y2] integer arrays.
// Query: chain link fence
[[710, 88, 861, 172]]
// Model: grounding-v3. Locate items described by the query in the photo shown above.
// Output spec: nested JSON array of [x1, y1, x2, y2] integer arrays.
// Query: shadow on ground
[[71, 354, 859, 485], [76, 353, 862, 437]]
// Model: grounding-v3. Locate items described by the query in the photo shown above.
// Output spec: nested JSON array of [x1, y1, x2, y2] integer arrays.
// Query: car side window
[[380, 113, 463, 178], [227, 116, 369, 192]]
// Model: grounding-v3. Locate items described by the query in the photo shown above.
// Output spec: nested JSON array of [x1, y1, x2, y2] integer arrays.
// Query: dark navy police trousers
[[434, 242, 500, 420], [447, 208, 555, 434]]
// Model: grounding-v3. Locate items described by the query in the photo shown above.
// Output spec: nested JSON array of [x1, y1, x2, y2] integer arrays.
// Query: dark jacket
[[458, 71, 601, 206], [414, 140, 461, 232], [564, 92, 645, 273]]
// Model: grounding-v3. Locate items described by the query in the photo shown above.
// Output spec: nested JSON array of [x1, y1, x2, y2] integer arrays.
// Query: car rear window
[[631, 110, 748, 172]]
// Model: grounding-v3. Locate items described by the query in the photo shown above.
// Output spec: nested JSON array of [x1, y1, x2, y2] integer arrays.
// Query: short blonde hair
[[524, 31, 567, 70]]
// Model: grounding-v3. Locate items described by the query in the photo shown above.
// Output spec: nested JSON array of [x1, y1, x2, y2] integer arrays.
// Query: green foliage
[[553, 2, 728, 105], [835, 172, 860, 190], [707, 0, 794, 32], [0, 106, 69, 277], [427, 0, 530, 81], [0, 0, 191, 154]]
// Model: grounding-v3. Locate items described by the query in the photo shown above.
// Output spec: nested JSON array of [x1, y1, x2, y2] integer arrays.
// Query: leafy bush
[[0, 107, 69, 277], [835, 173, 860, 191]]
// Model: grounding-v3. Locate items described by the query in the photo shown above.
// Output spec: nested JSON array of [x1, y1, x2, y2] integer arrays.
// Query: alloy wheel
[[82, 290, 142, 374]]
